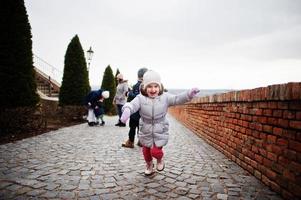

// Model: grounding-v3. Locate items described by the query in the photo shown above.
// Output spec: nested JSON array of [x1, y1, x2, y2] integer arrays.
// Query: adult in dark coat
[[85, 89, 109, 126], [122, 68, 148, 148]]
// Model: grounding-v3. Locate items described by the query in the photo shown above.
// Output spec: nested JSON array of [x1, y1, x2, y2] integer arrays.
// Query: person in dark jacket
[[85, 89, 109, 126], [122, 68, 148, 148]]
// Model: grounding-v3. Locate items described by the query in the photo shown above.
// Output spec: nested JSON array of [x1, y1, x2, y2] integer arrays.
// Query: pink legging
[[142, 144, 164, 162]]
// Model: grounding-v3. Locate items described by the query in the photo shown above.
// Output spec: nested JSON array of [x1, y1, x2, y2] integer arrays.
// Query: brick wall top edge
[[191, 82, 301, 104]]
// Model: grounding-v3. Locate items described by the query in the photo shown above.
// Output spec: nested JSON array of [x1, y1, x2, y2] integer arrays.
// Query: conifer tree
[[0, 0, 39, 108], [101, 65, 116, 115], [114, 68, 120, 86], [59, 35, 90, 105]]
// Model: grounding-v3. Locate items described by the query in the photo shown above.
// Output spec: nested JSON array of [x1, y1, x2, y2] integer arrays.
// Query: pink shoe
[[156, 159, 165, 171], [144, 161, 155, 176]]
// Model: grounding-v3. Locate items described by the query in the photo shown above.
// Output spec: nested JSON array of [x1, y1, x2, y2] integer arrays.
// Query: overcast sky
[[25, 0, 301, 89]]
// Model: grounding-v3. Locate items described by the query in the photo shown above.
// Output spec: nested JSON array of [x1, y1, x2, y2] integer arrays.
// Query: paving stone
[[132, 186, 146, 193], [79, 183, 90, 190], [94, 188, 110, 195], [15, 186, 32, 195], [40, 191, 59, 198], [78, 190, 96, 197], [0, 190, 14, 199], [176, 196, 191, 200], [175, 181, 187, 187], [165, 177, 177, 183], [188, 194, 200, 199], [156, 186, 171, 193], [26, 189, 46, 196], [217, 193, 228, 200], [165, 183, 177, 190], [211, 183, 225, 193], [228, 197, 240, 200], [184, 178, 197, 185], [6, 184, 23, 191], [207, 178, 219, 183], [228, 191, 240, 196], [60, 184, 77, 191], [58, 169, 70, 175], [147, 188, 157, 194], [58, 191, 76, 199], [208, 173, 218, 178], [189, 188, 201, 195], [228, 187, 241, 192], [174, 187, 189, 195], [0, 116, 283, 200], [201, 191, 214, 197], [32, 182, 47, 189], [103, 182, 116, 188], [154, 192, 168, 199], [89, 196, 101, 200], [165, 172, 178, 179], [146, 182, 161, 188]]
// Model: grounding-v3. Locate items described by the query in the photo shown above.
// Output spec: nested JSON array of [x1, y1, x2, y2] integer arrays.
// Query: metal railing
[[33, 54, 63, 84]]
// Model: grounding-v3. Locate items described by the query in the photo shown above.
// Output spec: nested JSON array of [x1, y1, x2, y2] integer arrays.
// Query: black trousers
[[116, 104, 123, 119], [128, 118, 139, 142]]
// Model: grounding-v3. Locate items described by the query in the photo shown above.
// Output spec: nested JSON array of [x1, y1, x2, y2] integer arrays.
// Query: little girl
[[120, 70, 199, 175]]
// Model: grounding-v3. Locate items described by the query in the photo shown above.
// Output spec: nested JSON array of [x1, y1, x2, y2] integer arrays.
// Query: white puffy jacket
[[122, 91, 191, 147]]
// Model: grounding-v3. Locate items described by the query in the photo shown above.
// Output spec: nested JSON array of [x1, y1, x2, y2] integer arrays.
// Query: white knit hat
[[142, 70, 161, 89], [102, 91, 110, 99], [116, 73, 123, 80]]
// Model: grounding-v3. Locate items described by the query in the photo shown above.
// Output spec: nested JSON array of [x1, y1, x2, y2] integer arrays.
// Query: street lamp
[[86, 46, 94, 71]]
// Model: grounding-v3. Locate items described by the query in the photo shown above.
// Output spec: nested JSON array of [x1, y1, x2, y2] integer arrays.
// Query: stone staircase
[[35, 67, 60, 98], [33, 54, 62, 99]]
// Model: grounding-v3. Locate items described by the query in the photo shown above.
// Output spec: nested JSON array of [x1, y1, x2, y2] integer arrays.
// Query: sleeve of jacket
[[127, 82, 140, 100], [127, 90, 135, 100], [166, 91, 190, 106], [85, 91, 95, 106], [123, 83, 129, 96], [122, 95, 141, 114]]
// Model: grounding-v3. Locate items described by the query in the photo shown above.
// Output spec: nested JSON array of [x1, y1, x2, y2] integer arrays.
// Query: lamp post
[[86, 46, 94, 72]]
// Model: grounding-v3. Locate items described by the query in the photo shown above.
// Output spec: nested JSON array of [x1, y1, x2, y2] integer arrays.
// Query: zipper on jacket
[[152, 99, 155, 145]]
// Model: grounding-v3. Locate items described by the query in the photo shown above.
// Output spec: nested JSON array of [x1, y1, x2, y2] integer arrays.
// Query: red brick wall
[[169, 82, 301, 199]]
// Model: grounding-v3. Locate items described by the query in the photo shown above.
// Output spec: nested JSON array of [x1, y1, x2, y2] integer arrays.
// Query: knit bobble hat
[[142, 70, 162, 90], [102, 91, 110, 99], [137, 68, 148, 79], [116, 73, 123, 80]]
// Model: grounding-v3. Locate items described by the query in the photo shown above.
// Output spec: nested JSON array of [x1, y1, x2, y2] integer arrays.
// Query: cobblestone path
[[0, 115, 283, 200]]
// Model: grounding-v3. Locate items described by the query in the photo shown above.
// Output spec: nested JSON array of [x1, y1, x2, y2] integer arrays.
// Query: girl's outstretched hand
[[188, 88, 200, 98], [120, 108, 131, 123]]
